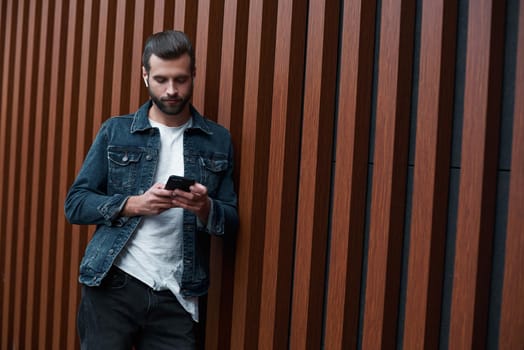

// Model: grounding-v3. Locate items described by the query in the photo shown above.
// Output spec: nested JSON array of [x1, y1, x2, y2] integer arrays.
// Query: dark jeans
[[78, 266, 197, 350]]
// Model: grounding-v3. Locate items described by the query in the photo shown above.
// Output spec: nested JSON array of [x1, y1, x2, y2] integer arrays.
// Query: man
[[65, 30, 238, 349]]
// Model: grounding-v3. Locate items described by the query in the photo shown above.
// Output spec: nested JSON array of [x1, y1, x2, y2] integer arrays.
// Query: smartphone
[[165, 175, 195, 192]]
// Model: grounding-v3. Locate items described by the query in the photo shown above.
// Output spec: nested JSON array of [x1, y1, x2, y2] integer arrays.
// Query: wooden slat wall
[[499, 2, 524, 349], [449, 0, 506, 348], [0, 0, 522, 349], [403, 0, 456, 348]]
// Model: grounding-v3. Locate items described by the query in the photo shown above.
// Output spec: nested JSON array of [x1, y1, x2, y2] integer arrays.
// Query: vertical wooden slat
[[52, 0, 83, 348], [449, 0, 506, 348], [162, 0, 176, 29], [37, 0, 67, 348], [0, 1, 17, 346], [24, 1, 48, 347], [111, 0, 131, 116], [215, 0, 247, 134], [324, 0, 376, 348], [362, 0, 416, 347], [193, 0, 224, 118], [403, 0, 457, 348], [64, 1, 98, 349], [40, 0, 69, 348], [25, 2, 53, 347], [92, 0, 112, 136], [0, 0, 8, 339], [153, 0, 166, 32], [499, 3, 524, 348], [129, 0, 147, 112], [230, 0, 276, 348], [206, 0, 248, 348], [13, 1, 38, 348], [289, 0, 340, 348], [257, 0, 307, 348], [6, 0, 27, 345], [173, 0, 198, 40]]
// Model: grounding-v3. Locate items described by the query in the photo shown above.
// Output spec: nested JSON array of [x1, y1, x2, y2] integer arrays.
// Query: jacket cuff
[[97, 194, 130, 226], [196, 199, 223, 235]]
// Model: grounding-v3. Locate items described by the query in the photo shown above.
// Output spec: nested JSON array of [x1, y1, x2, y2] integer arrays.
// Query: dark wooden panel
[[64, 3, 100, 348], [8, 0, 29, 347], [153, 0, 167, 32], [289, 0, 340, 348], [362, 0, 416, 347], [128, 0, 148, 112], [174, 0, 198, 41], [230, 0, 277, 348], [0, 0, 18, 346], [194, 0, 224, 118], [257, 0, 307, 348], [112, 0, 135, 116], [51, 0, 79, 348], [0, 0, 8, 341], [23, 1, 48, 347], [206, 0, 249, 348], [403, 0, 457, 348], [449, 0, 506, 348], [499, 3, 524, 348], [0, 0, 519, 348], [37, 1, 68, 348], [324, 0, 376, 348], [55, 1, 89, 348]]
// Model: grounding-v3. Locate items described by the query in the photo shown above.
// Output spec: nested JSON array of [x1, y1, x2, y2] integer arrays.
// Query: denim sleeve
[[64, 122, 128, 226]]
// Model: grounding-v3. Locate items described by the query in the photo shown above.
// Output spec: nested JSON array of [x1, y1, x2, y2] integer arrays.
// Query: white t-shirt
[[115, 117, 199, 322]]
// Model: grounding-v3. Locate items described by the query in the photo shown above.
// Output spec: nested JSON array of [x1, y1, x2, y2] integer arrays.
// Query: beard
[[148, 84, 193, 116]]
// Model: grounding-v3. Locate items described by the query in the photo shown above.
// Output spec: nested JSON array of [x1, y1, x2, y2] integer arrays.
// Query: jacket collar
[[130, 100, 213, 135]]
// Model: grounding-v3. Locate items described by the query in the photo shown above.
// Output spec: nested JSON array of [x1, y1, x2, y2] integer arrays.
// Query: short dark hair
[[142, 30, 195, 73]]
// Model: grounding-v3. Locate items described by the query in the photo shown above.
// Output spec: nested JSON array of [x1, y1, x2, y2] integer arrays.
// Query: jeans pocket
[[101, 267, 129, 290]]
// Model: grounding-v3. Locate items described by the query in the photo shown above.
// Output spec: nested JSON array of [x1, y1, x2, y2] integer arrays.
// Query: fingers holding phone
[[168, 180, 211, 224]]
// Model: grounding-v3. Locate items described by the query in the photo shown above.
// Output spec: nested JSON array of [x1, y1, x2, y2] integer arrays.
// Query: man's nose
[[166, 81, 177, 95]]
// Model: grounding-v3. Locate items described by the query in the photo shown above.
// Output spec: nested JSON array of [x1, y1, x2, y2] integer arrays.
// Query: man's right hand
[[121, 183, 176, 217]]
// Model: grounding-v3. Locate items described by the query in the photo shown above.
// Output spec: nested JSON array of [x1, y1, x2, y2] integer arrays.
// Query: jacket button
[[146, 155, 152, 161]]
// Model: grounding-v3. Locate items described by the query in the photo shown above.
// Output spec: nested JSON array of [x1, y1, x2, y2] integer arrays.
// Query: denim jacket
[[65, 100, 238, 297]]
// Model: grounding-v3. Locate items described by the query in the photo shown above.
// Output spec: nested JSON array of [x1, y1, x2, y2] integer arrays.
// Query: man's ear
[[142, 67, 149, 87]]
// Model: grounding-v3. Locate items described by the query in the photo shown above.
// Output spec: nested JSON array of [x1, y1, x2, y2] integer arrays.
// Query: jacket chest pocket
[[107, 147, 143, 193], [199, 154, 229, 196]]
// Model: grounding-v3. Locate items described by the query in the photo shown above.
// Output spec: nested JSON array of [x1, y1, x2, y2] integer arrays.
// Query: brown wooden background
[[0, 0, 522, 349]]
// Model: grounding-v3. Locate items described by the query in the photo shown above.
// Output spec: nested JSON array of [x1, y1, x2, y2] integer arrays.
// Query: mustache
[[161, 96, 182, 102]]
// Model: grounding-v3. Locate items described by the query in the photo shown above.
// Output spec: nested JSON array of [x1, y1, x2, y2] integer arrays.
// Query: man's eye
[[176, 78, 188, 84], [155, 78, 166, 83]]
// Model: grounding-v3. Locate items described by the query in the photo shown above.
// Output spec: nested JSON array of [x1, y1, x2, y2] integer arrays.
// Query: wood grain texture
[[194, 0, 224, 118], [0, 1, 519, 348], [324, 0, 376, 348], [257, 0, 306, 348], [230, 0, 277, 348], [449, 0, 506, 348], [362, 0, 415, 347], [23, 1, 47, 347], [289, 0, 340, 348], [7, 0, 27, 347], [205, 1, 249, 347], [403, 0, 457, 348], [499, 2, 524, 348]]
